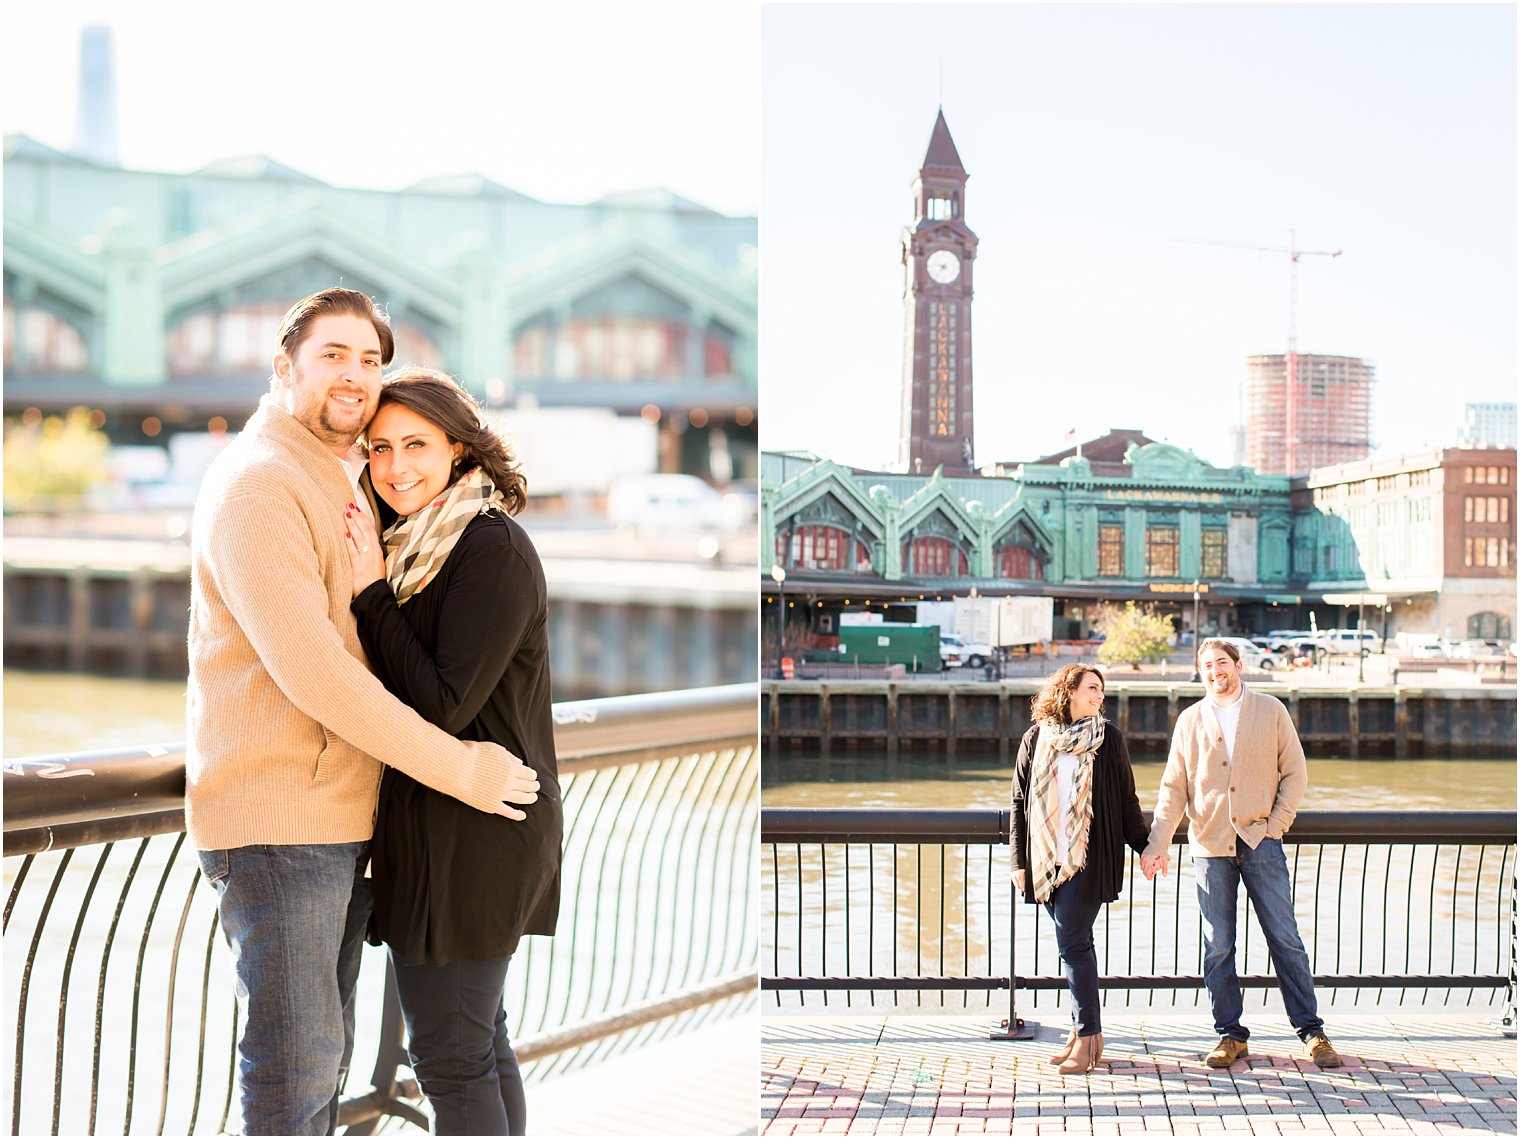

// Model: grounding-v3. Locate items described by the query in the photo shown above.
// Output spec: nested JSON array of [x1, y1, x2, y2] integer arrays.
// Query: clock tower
[[898, 108, 979, 476]]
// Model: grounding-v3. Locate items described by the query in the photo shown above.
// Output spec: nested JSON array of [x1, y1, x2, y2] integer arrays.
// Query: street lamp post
[[1356, 596, 1366, 685], [1190, 579, 1201, 681], [771, 564, 787, 679]]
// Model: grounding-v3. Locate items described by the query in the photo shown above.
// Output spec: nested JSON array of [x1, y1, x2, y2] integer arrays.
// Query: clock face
[[926, 249, 960, 284]]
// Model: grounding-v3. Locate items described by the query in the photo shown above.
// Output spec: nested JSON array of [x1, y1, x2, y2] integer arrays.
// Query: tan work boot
[[1205, 1037, 1248, 1067], [1305, 1033, 1342, 1068]]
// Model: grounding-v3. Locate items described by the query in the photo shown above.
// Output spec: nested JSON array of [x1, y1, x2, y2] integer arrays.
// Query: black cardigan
[[1009, 720, 1149, 905], [351, 511, 563, 965]]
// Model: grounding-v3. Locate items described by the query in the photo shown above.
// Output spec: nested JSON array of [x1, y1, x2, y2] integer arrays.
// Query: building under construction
[[1245, 353, 1374, 477]]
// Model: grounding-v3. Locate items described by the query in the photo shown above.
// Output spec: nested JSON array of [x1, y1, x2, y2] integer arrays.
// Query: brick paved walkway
[[762, 1014, 1516, 1135], [533, 1008, 758, 1135]]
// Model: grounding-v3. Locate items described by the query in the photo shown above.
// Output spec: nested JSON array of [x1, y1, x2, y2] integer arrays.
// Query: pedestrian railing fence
[[4, 684, 758, 1136], [762, 808, 1516, 1036]]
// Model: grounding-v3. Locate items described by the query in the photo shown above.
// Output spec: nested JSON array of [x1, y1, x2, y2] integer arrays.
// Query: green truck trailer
[[806, 623, 943, 672]]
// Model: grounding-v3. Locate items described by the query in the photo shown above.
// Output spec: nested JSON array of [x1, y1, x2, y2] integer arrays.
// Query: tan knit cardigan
[[1142, 686, 1308, 859], [185, 397, 516, 851]]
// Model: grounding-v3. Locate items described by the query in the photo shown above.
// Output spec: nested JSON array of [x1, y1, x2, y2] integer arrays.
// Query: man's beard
[[317, 401, 365, 445], [287, 365, 370, 447]]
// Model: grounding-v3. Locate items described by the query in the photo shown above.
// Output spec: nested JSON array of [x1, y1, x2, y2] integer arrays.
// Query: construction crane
[[1174, 230, 1342, 475]]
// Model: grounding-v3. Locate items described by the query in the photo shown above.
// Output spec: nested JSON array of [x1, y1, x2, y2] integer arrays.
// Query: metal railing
[[762, 807, 1516, 1033], [3, 684, 758, 1136]]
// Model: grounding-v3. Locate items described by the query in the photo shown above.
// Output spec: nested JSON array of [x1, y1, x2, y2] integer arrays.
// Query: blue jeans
[[1043, 870, 1104, 1037], [392, 953, 524, 1136], [198, 843, 372, 1136], [1194, 837, 1324, 1043]]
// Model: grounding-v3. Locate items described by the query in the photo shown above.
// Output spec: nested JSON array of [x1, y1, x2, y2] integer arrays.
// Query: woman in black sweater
[[344, 368, 561, 1136], [1010, 664, 1148, 1074]]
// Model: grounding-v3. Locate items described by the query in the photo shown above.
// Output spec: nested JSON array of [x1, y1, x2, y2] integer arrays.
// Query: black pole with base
[[991, 809, 1038, 1040]]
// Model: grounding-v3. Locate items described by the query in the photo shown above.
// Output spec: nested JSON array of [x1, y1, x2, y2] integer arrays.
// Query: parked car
[[606, 473, 730, 531], [1448, 639, 1505, 659], [1320, 629, 1383, 655], [718, 479, 759, 529], [940, 633, 994, 669], [1213, 636, 1278, 671], [1263, 629, 1311, 652], [1407, 638, 1451, 659], [1279, 637, 1327, 665]]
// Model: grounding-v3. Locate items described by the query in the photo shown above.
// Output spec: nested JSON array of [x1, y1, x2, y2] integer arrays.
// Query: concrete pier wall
[[762, 680, 1517, 759], [3, 561, 757, 700]]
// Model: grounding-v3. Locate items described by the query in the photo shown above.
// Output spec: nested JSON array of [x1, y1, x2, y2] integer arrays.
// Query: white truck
[[938, 632, 990, 669], [919, 596, 1056, 668]]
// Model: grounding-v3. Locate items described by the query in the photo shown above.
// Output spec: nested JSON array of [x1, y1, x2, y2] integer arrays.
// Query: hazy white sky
[[5, 2, 1515, 472], [760, 3, 1517, 471], [2, 2, 760, 215]]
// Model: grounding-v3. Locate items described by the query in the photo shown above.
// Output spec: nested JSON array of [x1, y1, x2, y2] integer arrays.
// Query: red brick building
[[1301, 447, 1515, 642]]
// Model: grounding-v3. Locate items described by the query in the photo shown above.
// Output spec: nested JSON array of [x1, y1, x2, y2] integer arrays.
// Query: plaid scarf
[[383, 467, 504, 605], [1026, 716, 1105, 902]]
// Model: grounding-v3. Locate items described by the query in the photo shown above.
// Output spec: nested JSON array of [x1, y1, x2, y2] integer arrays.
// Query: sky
[[1, 2, 760, 215], [759, 3, 1518, 472]]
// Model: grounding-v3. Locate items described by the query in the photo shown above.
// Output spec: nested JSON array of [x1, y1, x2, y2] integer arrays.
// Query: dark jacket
[[1010, 719, 1149, 905], [352, 511, 563, 965]]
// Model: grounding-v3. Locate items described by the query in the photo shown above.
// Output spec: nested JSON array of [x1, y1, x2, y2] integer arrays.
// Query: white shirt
[[338, 451, 376, 530], [1055, 751, 1080, 861], [1209, 690, 1244, 764]]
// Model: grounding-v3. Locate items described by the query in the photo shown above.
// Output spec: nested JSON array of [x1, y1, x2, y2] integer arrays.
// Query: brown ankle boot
[[1058, 1033, 1100, 1075], [1047, 1029, 1078, 1066]]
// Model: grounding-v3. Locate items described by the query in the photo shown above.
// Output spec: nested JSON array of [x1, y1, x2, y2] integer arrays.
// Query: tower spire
[[921, 108, 965, 174]]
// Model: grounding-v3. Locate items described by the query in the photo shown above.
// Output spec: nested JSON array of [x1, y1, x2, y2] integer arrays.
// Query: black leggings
[[392, 953, 525, 1136]]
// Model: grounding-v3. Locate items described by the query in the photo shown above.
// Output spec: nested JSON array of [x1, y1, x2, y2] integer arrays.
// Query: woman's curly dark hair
[[1029, 664, 1105, 726], [371, 367, 526, 515]]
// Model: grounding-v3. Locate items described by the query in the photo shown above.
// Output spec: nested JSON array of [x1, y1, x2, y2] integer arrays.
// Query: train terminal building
[[3, 135, 757, 483], [761, 433, 1516, 650]]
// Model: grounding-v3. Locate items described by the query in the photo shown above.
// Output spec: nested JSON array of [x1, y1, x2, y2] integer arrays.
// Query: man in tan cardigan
[[1142, 638, 1340, 1070], [187, 288, 539, 1135]]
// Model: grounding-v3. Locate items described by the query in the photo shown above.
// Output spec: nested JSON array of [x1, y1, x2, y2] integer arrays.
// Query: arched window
[[903, 536, 968, 576], [513, 316, 689, 381], [169, 306, 441, 376], [3, 298, 89, 372], [705, 325, 736, 378], [168, 303, 288, 375], [777, 525, 869, 572], [392, 322, 445, 370], [996, 544, 1044, 581], [1467, 611, 1512, 641]]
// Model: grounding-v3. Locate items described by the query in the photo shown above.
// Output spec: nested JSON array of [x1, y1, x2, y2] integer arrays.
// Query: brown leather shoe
[[1306, 1033, 1342, 1068], [1205, 1037, 1249, 1067]]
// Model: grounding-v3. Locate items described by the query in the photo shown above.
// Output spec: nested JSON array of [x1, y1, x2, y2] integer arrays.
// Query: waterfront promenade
[[534, 1011, 757, 1134], [763, 1011, 1517, 1135]]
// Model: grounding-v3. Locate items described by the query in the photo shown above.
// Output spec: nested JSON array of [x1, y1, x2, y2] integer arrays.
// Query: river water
[[3, 670, 190, 757], [762, 750, 1518, 811]]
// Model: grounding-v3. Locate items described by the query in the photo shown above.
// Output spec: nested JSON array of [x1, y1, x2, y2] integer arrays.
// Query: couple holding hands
[[1010, 642, 1343, 1074]]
